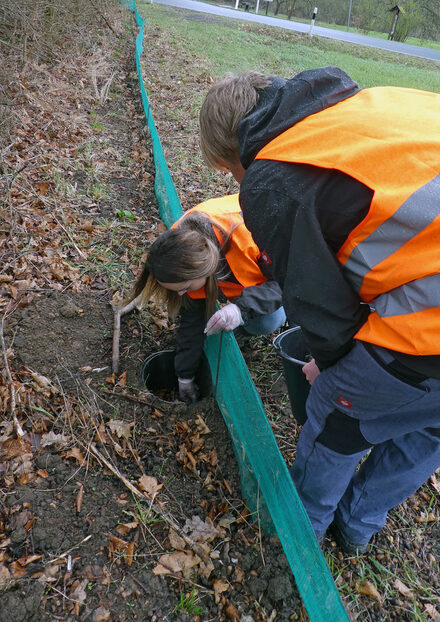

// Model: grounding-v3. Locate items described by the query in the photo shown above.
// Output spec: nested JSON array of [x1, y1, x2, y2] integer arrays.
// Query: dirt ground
[[0, 4, 302, 621], [2, 292, 301, 622], [1, 2, 439, 622]]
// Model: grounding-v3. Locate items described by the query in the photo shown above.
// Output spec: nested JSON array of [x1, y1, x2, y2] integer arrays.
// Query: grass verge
[[140, 3, 440, 91]]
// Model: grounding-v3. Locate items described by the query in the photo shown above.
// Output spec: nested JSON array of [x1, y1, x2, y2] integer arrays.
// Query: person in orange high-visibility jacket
[[199, 66, 440, 555], [129, 194, 285, 402]]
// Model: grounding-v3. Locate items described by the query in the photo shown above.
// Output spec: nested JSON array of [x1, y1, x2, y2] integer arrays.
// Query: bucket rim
[[139, 349, 212, 403], [140, 349, 176, 375], [272, 326, 307, 366]]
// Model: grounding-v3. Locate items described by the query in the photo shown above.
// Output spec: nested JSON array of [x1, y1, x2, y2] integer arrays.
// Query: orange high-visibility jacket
[[256, 87, 440, 355], [172, 194, 267, 300]]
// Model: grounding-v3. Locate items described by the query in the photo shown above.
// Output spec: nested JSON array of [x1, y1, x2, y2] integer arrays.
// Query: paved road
[[153, 0, 440, 62]]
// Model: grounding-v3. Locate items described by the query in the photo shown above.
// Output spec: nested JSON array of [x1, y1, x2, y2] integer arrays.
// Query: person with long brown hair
[[129, 194, 285, 402]]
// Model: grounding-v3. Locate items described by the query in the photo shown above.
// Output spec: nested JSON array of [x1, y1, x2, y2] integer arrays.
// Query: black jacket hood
[[238, 66, 360, 168]]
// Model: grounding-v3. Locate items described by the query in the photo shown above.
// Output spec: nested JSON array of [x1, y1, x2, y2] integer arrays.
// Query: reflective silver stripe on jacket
[[343, 172, 440, 294], [373, 274, 440, 317]]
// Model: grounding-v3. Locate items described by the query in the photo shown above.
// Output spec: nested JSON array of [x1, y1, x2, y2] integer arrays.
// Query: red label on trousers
[[337, 396, 353, 409]]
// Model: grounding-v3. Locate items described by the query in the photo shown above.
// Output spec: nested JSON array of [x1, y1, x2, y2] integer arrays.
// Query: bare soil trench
[[0, 6, 301, 621]]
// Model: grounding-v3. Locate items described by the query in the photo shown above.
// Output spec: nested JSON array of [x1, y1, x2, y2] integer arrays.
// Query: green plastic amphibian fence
[[124, 2, 350, 619]]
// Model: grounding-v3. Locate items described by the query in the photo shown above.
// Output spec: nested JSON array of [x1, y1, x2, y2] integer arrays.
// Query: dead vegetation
[[0, 2, 303, 620]]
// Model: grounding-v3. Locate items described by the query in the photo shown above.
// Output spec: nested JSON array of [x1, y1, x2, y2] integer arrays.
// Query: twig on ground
[[53, 214, 88, 259], [256, 484, 265, 567], [88, 0, 121, 38], [47, 535, 93, 566], [111, 295, 141, 375], [0, 313, 24, 436], [101, 387, 176, 409], [91, 68, 115, 103]]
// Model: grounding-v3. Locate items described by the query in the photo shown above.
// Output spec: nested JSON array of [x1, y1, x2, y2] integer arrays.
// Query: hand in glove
[[178, 377, 199, 403], [204, 303, 243, 336]]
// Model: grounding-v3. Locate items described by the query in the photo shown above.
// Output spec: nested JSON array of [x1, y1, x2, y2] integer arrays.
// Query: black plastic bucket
[[273, 326, 310, 425], [140, 349, 212, 401]]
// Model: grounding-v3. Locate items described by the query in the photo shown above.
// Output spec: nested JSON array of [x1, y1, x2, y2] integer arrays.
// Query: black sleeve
[[174, 298, 207, 379], [240, 161, 372, 369], [233, 280, 283, 324]]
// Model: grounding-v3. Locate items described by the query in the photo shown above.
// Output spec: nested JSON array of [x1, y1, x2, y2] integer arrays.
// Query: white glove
[[178, 377, 199, 403], [204, 303, 243, 336]]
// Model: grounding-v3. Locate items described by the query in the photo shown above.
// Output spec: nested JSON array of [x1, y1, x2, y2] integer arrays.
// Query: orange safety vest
[[172, 194, 267, 300], [256, 87, 440, 355]]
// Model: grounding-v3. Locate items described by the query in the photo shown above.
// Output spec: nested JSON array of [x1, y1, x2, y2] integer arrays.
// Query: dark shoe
[[329, 523, 369, 556]]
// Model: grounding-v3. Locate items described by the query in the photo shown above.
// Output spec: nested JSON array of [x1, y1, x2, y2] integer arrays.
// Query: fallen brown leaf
[[95, 606, 111, 622], [40, 431, 69, 449], [195, 414, 210, 435], [18, 472, 36, 485], [29, 370, 58, 393], [199, 556, 215, 580], [65, 447, 86, 465], [192, 437, 205, 453], [115, 522, 138, 536], [430, 474, 440, 495], [8, 560, 28, 579], [225, 601, 240, 621], [1, 437, 31, 459], [138, 474, 163, 497], [95, 422, 109, 444], [79, 220, 94, 233], [125, 541, 135, 567], [108, 419, 134, 439], [153, 551, 201, 578], [233, 567, 245, 583], [183, 515, 226, 544], [425, 603, 440, 621], [393, 578, 414, 599], [209, 448, 218, 467], [69, 579, 87, 615], [117, 371, 127, 388], [105, 533, 129, 550], [168, 529, 187, 551], [24, 518, 36, 531], [37, 182, 49, 195], [223, 479, 233, 495], [212, 578, 229, 604], [17, 554, 42, 567], [0, 564, 11, 586], [356, 580, 382, 604], [415, 512, 437, 523], [76, 483, 84, 513]]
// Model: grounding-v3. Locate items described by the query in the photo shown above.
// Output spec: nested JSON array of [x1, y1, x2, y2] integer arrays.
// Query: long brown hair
[[127, 212, 232, 318]]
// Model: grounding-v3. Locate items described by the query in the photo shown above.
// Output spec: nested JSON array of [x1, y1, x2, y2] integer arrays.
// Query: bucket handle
[[272, 335, 307, 367], [279, 352, 308, 367]]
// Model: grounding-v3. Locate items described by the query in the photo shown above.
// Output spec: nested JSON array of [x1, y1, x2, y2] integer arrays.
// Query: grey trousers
[[290, 341, 440, 543]]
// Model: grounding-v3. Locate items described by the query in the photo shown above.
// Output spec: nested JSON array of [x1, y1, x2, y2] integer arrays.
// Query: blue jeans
[[290, 341, 440, 543], [243, 306, 286, 336]]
